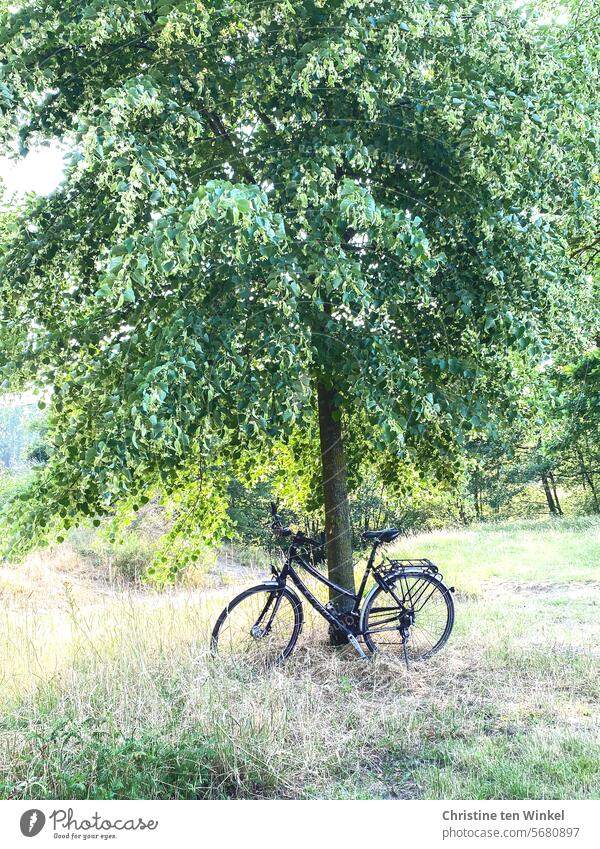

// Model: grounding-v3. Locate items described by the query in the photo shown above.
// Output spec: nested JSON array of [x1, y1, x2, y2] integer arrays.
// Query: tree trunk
[[317, 383, 356, 630], [473, 480, 481, 520], [548, 471, 563, 516], [541, 473, 558, 516], [576, 446, 600, 512]]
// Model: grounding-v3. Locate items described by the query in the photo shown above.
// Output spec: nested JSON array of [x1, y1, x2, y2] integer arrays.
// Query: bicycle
[[210, 503, 455, 668]]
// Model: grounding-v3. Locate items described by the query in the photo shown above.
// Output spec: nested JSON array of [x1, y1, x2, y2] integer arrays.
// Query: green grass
[[0, 517, 599, 800], [390, 516, 600, 590]]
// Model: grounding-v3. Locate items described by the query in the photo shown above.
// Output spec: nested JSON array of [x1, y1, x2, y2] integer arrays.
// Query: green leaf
[[94, 285, 112, 300]]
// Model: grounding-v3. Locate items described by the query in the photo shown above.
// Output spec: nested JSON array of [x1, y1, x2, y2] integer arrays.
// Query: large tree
[[0, 0, 598, 607]]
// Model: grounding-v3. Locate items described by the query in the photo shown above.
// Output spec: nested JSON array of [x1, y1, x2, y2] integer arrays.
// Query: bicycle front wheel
[[210, 584, 303, 668], [362, 569, 454, 661]]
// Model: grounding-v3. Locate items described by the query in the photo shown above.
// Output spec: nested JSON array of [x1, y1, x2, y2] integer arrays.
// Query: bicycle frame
[[268, 540, 396, 637], [210, 517, 454, 666]]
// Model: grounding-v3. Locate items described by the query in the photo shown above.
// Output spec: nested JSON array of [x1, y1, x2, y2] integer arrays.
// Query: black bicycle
[[210, 504, 455, 668]]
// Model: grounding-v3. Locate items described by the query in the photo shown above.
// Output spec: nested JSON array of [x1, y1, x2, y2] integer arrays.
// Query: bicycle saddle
[[362, 527, 400, 543]]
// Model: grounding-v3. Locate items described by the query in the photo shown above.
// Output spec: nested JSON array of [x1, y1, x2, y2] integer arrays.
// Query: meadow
[[0, 517, 599, 800]]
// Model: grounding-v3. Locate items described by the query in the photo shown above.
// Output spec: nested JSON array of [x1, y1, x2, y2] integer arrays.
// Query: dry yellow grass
[[1, 518, 599, 799]]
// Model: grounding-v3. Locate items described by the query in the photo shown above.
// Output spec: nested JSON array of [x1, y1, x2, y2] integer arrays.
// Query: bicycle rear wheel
[[362, 568, 454, 661], [210, 584, 303, 668]]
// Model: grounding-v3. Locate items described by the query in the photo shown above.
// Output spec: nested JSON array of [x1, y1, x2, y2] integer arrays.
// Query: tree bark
[[548, 470, 563, 516], [576, 446, 600, 512], [541, 473, 559, 516], [317, 383, 356, 627], [473, 480, 481, 519]]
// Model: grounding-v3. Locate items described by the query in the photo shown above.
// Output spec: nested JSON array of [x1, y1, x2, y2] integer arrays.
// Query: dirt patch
[[204, 553, 264, 588], [487, 580, 600, 600]]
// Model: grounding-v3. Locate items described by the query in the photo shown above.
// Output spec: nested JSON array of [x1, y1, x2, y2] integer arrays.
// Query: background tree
[[0, 401, 42, 469], [549, 348, 600, 514], [0, 0, 599, 618]]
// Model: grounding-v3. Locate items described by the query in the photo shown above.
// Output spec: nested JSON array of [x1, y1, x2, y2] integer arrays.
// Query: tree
[[550, 348, 600, 513], [0, 401, 40, 469], [0, 1, 599, 616]]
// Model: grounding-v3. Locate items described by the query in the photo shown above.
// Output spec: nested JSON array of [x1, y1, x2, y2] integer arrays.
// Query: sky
[[0, 146, 64, 408], [0, 144, 65, 198]]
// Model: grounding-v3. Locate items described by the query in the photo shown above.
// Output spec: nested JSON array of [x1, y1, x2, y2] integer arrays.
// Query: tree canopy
[[0, 0, 598, 571]]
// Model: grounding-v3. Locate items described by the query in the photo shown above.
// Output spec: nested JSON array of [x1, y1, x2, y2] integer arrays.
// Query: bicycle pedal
[[347, 634, 368, 659]]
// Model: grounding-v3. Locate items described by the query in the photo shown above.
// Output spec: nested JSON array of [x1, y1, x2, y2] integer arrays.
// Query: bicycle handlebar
[[269, 503, 321, 547], [292, 530, 322, 548]]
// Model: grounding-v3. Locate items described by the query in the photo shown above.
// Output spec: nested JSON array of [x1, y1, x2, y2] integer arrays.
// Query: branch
[[571, 232, 600, 259], [203, 109, 258, 185], [255, 107, 278, 135]]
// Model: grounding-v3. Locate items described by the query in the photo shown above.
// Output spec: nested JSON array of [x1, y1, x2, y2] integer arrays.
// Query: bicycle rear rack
[[386, 557, 439, 573], [383, 557, 450, 584]]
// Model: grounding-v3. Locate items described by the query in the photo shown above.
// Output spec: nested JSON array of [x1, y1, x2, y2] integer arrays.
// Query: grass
[[0, 517, 599, 800]]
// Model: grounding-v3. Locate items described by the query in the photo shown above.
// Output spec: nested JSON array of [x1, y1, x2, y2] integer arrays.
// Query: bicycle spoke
[[212, 587, 301, 669], [213, 503, 454, 669], [363, 570, 453, 661]]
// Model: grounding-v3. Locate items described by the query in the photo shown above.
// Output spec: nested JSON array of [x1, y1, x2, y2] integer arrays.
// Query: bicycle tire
[[210, 584, 303, 667], [362, 568, 454, 660]]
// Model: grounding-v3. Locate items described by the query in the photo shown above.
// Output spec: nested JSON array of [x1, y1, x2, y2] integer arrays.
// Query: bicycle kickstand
[[401, 629, 410, 670]]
